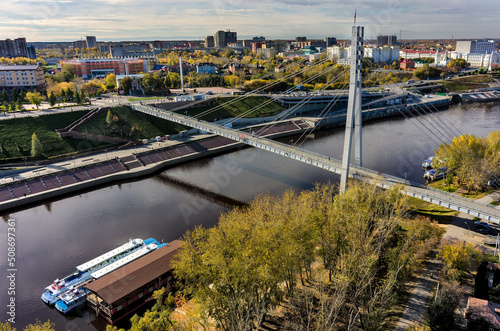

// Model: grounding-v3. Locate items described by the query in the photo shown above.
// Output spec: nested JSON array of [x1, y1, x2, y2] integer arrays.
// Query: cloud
[[0, 0, 498, 41]]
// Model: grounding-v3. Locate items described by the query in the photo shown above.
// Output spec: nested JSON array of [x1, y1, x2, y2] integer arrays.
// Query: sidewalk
[[395, 250, 442, 331], [0, 133, 214, 185]]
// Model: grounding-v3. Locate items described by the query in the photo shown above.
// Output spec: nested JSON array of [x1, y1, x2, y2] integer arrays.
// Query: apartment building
[[0, 64, 45, 90]]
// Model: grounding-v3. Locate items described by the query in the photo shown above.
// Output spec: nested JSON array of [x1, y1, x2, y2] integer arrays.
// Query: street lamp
[[465, 221, 470, 237]]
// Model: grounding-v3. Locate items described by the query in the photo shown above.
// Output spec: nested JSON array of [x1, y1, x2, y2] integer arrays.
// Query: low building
[[196, 63, 217, 74], [85, 240, 182, 324], [0, 64, 45, 90], [60, 58, 148, 79], [400, 59, 415, 70]]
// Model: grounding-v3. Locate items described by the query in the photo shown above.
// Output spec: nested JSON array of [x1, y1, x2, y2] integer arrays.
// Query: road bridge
[[131, 102, 500, 224]]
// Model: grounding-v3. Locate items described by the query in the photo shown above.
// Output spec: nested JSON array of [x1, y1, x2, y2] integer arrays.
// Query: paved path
[[395, 250, 442, 331]]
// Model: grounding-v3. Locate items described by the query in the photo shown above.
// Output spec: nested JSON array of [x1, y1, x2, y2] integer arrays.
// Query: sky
[[1, 0, 499, 42]]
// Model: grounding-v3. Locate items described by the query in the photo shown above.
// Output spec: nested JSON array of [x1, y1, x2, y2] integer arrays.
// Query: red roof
[[467, 297, 500, 328]]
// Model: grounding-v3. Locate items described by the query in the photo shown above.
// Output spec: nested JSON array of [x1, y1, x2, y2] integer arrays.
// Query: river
[[1, 101, 499, 330]]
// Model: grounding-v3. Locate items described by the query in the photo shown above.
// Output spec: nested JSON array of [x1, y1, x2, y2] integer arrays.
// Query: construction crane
[[399, 30, 410, 41]]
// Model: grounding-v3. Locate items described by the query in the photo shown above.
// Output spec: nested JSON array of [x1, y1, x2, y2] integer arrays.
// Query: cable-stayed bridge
[[131, 102, 500, 224]]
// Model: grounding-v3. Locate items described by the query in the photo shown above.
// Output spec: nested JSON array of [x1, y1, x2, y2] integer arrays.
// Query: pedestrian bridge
[[131, 103, 500, 224]]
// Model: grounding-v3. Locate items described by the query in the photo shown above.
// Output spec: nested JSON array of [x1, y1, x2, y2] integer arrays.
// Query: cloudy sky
[[1, 0, 498, 42]]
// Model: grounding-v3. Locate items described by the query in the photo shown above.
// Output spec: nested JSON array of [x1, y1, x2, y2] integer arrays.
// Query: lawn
[[74, 106, 188, 139], [407, 197, 457, 223], [175, 96, 284, 121], [442, 74, 494, 92], [0, 110, 112, 161]]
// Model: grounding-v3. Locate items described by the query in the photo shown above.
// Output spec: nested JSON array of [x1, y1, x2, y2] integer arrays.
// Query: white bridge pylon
[[340, 26, 364, 193]]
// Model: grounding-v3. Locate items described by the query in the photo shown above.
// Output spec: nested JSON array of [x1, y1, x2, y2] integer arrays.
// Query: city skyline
[[0, 0, 499, 42]]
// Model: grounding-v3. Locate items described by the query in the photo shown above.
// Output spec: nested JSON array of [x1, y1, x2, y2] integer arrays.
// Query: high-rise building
[[0, 38, 28, 58], [214, 30, 237, 48], [324, 37, 337, 47], [296, 36, 307, 42], [253, 36, 265, 42], [377, 35, 397, 46], [26, 45, 37, 60], [72, 40, 86, 49], [86, 36, 97, 48], [205, 36, 215, 48]]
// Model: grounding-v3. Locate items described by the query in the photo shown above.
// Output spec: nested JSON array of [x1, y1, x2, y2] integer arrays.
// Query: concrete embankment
[[0, 122, 309, 213]]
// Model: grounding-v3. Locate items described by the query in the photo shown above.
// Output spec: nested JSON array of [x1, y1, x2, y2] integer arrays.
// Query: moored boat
[[42, 238, 148, 305]]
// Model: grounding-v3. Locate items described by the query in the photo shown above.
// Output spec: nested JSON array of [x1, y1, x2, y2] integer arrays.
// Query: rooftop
[[467, 297, 500, 328], [0, 65, 40, 71], [85, 240, 182, 305]]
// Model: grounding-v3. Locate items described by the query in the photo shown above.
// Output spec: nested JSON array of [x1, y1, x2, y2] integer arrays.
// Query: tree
[[437, 241, 482, 282], [106, 110, 113, 125], [48, 92, 56, 107], [26, 91, 42, 109], [105, 73, 117, 89], [120, 76, 132, 95], [31, 132, 43, 157], [65, 88, 74, 101], [75, 90, 81, 104]]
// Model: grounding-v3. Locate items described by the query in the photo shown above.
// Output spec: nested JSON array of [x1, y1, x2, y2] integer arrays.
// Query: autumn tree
[[105, 73, 117, 89], [26, 91, 42, 109], [437, 240, 482, 282], [106, 110, 113, 125]]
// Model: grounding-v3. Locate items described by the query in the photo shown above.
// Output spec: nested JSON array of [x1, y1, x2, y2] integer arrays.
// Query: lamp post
[[465, 221, 470, 237]]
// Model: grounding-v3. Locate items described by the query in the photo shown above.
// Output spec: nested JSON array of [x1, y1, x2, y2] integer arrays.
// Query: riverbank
[[0, 120, 309, 213]]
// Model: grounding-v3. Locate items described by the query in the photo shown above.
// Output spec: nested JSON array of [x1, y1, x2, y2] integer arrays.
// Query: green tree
[[65, 88, 74, 101], [120, 76, 132, 95], [75, 90, 81, 104], [16, 97, 23, 111], [26, 91, 42, 109], [48, 92, 56, 107], [31, 132, 43, 157]]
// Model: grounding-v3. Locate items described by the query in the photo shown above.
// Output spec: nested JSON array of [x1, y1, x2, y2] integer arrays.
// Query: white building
[[451, 51, 500, 68], [0, 64, 45, 90], [399, 50, 437, 59], [456, 40, 497, 54], [363, 46, 399, 63], [327, 46, 350, 60]]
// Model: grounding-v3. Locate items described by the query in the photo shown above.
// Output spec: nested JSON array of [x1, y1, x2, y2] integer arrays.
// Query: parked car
[[474, 221, 490, 229]]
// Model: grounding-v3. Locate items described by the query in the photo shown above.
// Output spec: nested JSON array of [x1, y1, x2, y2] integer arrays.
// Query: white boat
[[41, 238, 145, 305]]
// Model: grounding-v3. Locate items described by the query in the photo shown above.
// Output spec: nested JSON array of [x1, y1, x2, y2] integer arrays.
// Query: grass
[[175, 96, 284, 122], [490, 200, 500, 206], [460, 190, 494, 199], [0, 110, 115, 161], [74, 106, 188, 139], [442, 74, 494, 92], [127, 97, 165, 102], [407, 197, 457, 224]]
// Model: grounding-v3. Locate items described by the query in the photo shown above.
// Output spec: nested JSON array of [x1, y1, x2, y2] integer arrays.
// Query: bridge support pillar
[[340, 25, 364, 193]]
